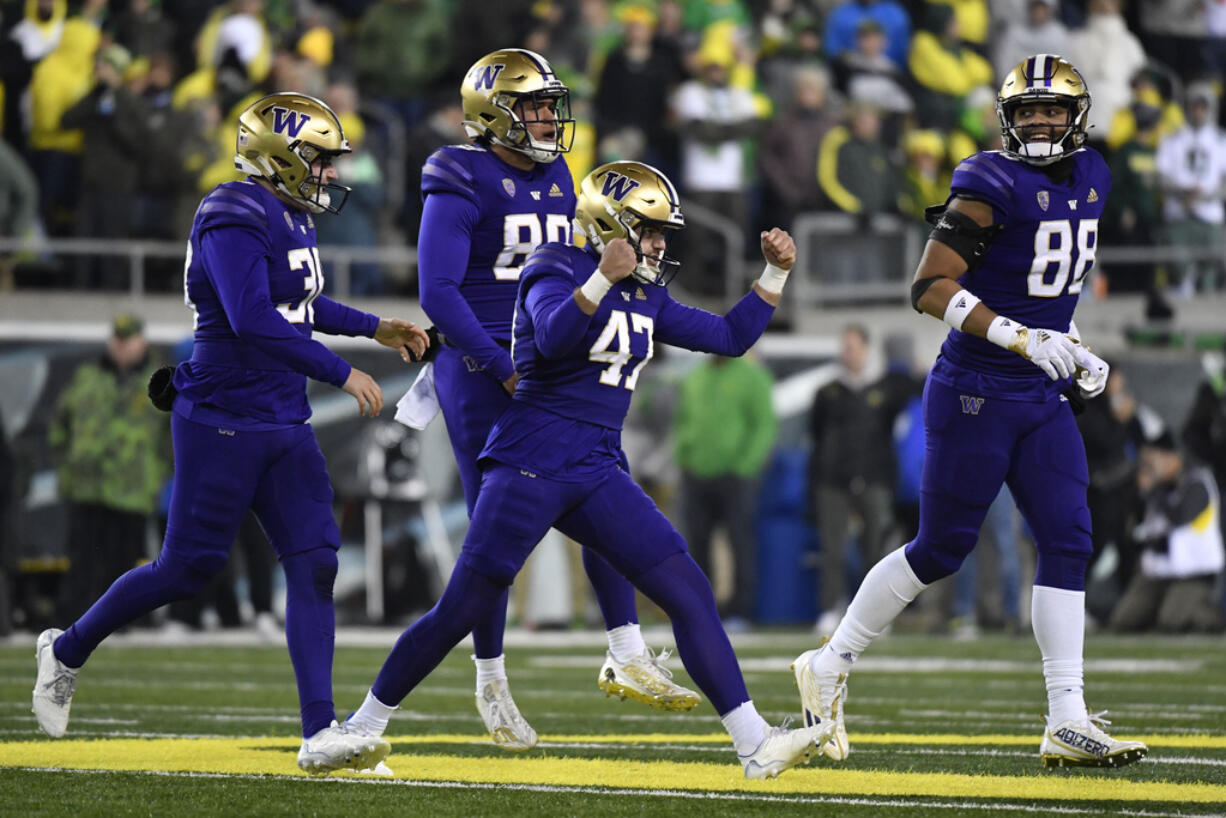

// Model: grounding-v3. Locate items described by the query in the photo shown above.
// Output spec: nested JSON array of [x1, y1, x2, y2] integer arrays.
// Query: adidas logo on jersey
[[636, 287, 646, 300], [1087, 188, 1099, 203], [549, 183, 564, 197]]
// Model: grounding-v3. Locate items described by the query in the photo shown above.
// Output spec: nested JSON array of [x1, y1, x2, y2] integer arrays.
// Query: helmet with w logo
[[234, 92, 352, 213], [576, 161, 685, 286], [997, 54, 1092, 166], [461, 48, 574, 164]]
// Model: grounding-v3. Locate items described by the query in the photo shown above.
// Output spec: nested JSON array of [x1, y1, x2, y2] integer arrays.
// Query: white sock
[[349, 689, 397, 737], [607, 623, 647, 664], [720, 700, 770, 756], [827, 547, 927, 661], [473, 654, 507, 693], [1032, 584, 1089, 725]]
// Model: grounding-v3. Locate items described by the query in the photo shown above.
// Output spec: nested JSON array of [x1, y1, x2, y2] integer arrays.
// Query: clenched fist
[[598, 237, 638, 283], [761, 228, 796, 270]]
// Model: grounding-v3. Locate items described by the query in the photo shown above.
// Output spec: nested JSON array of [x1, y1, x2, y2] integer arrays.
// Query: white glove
[[1018, 327, 1079, 380], [1073, 345, 1109, 398]]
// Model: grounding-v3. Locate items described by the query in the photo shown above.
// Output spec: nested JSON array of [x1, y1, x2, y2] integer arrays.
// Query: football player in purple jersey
[[32, 93, 430, 776], [350, 161, 833, 779], [793, 55, 1148, 768], [400, 48, 697, 753]]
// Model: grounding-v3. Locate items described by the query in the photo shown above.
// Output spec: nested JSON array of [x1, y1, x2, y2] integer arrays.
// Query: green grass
[[3, 630, 1224, 816]]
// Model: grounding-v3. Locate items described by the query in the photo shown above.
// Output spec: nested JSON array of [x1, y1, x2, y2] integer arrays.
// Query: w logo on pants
[[959, 395, 985, 415]]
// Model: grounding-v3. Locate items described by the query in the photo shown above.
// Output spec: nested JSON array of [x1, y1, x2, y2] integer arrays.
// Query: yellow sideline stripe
[[384, 732, 1226, 749], [1, 738, 1224, 803]]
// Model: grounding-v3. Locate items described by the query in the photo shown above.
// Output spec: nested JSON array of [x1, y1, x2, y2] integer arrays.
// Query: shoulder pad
[[196, 183, 269, 230], [951, 152, 1014, 216], [522, 242, 579, 285], [422, 146, 479, 202]]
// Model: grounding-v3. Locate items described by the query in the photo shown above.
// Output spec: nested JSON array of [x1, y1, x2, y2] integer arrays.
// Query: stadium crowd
[[0, 0, 1223, 296]]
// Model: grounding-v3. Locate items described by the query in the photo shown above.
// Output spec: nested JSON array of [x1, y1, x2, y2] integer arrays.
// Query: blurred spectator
[[946, 84, 1002, 163], [61, 43, 148, 289], [1138, 0, 1209, 81], [672, 46, 759, 294], [817, 102, 900, 216], [48, 314, 169, 623], [809, 324, 896, 633], [993, 0, 1069, 81], [131, 53, 193, 249], [908, 3, 992, 130], [355, 0, 452, 130], [1208, 1, 1226, 80], [899, 128, 949, 220], [295, 3, 336, 70], [882, 333, 925, 545], [1106, 66, 1185, 153], [832, 18, 913, 147], [197, 0, 272, 84], [1101, 101, 1163, 295], [316, 82, 385, 295], [0, 139, 41, 250], [674, 354, 777, 629], [1067, 0, 1146, 144], [824, 0, 912, 68], [1155, 83, 1226, 295], [1183, 351, 1226, 526], [112, 0, 174, 57], [593, 4, 685, 172], [28, 15, 100, 236], [756, 11, 825, 110], [1109, 428, 1224, 633], [949, 485, 1022, 638], [759, 65, 837, 231], [10, 0, 66, 63], [403, 96, 467, 237], [927, 0, 990, 50]]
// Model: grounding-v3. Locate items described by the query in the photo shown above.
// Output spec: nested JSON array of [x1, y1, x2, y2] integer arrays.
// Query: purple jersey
[[479, 243, 774, 479], [936, 148, 1111, 398], [420, 144, 577, 344], [175, 180, 378, 428]]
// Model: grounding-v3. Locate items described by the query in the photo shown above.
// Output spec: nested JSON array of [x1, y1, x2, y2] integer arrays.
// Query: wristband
[[986, 314, 1027, 355], [941, 289, 981, 331], [580, 271, 614, 305], [757, 262, 790, 295]]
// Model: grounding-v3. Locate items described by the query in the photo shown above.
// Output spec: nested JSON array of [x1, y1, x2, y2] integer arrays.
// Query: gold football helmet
[[234, 92, 351, 213], [576, 161, 685, 286], [997, 54, 1091, 165], [461, 48, 574, 164]]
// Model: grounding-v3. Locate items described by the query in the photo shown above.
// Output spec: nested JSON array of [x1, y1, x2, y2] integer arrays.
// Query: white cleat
[[477, 679, 538, 752], [1040, 712, 1148, 769], [32, 628, 77, 738], [792, 637, 849, 761], [357, 761, 395, 777], [297, 720, 391, 776], [740, 721, 828, 780], [597, 648, 701, 712]]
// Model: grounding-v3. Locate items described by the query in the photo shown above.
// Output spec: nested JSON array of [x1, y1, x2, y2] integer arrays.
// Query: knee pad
[[153, 544, 226, 600], [283, 547, 338, 600], [904, 531, 977, 584], [456, 545, 518, 588], [1035, 535, 1092, 592]]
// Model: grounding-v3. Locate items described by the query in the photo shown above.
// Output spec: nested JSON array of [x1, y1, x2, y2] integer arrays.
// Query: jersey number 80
[[494, 213, 572, 280]]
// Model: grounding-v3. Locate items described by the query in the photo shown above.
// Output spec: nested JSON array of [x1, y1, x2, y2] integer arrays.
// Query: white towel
[[395, 363, 440, 430]]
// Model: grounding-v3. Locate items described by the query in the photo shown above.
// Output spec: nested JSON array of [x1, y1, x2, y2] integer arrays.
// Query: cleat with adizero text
[[32, 628, 77, 738], [1040, 712, 1148, 769], [477, 679, 538, 751], [740, 721, 829, 780], [598, 648, 701, 711], [791, 637, 849, 761], [297, 720, 390, 776]]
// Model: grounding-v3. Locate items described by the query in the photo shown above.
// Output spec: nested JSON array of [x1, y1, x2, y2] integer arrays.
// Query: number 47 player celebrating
[[349, 161, 834, 779], [793, 55, 1148, 769]]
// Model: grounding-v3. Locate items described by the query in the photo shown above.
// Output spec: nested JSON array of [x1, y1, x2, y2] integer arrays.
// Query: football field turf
[[3, 629, 1224, 816]]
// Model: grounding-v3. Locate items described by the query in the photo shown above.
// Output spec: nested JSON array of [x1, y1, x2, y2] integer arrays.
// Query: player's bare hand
[[342, 367, 383, 416], [375, 317, 430, 363], [761, 228, 796, 270], [502, 372, 519, 395], [598, 238, 637, 283]]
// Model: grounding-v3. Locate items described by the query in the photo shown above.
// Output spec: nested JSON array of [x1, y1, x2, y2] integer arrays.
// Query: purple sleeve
[[523, 270, 592, 358], [654, 289, 775, 355], [200, 226, 351, 387], [950, 153, 1014, 221], [417, 191, 515, 383], [313, 296, 379, 337]]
